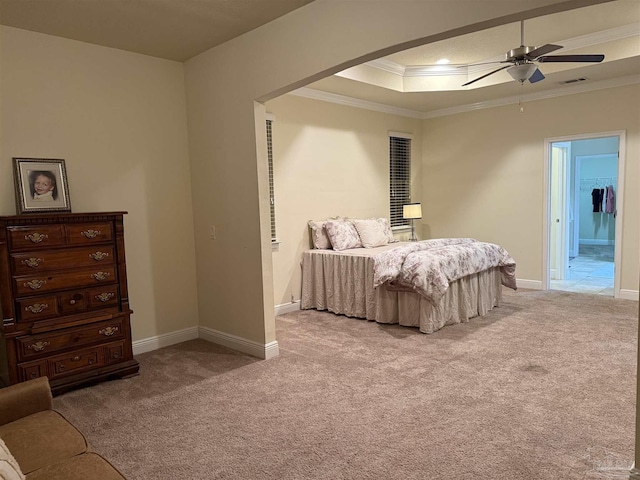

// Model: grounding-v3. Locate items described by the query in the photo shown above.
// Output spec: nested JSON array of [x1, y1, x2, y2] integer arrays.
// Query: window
[[389, 134, 412, 227], [266, 117, 276, 241]]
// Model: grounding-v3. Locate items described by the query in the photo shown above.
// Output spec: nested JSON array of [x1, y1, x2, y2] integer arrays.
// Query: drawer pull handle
[[21, 257, 43, 268], [81, 229, 101, 239], [89, 251, 109, 261], [89, 358, 95, 365], [30, 372, 38, 379], [95, 292, 115, 302], [59, 364, 65, 370], [25, 232, 48, 243], [25, 303, 48, 314], [113, 352, 121, 359], [28, 341, 50, 352], [72, 356, 80, 361], [99, 326, 119, 336], [91, 271, 110, 281], [69, 299, 76, 305], [24, 279, 46, 290]]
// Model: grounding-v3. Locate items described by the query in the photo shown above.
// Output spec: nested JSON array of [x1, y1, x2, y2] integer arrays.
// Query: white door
[[550, 142, 570, 280]]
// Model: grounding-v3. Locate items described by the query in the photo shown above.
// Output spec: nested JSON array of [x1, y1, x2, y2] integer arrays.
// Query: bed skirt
[[301, 249, 502, 334]]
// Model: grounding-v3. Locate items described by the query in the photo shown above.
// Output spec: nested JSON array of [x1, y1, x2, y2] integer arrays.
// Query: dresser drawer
[[11, 245, 115, 275], [16, 317, 124, 360], [17, 295, 60, 322], [49, 348, 101, 380], [8, 225, 65, 250], [88, 285, 120, 308], [104, 340, 126, 364], [17, 340, 127, 382], [17, 360, 47, 382], [67, 223, 113, 244], [14, 265, 117, 295], [16, 286, 120, 323], [58, 291, 88, 315]]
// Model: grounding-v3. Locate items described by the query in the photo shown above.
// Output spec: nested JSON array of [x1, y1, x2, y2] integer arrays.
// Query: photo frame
[[13, 158, 72, 214]]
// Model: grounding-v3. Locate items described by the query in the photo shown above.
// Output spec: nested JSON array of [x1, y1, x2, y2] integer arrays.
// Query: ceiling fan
[[462, 20, 605, 87]]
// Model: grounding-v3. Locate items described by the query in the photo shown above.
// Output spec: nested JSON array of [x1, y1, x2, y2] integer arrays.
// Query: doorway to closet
[[543, 132, 624, 297]]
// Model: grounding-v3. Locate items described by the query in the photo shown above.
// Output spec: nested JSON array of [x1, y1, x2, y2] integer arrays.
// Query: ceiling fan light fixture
[[507, 63, 538, 83]]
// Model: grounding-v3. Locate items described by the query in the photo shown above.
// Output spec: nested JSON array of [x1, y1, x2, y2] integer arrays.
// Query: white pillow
[[324, 220, 362, 251], [308, 220, 332, 249], [351, 219, 388, 248], [375, 218, 398, 243], [0, 437, 25, 480]]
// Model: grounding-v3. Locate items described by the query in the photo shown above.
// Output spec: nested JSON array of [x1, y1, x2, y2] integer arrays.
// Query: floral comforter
[[373, 238, 517, 304]]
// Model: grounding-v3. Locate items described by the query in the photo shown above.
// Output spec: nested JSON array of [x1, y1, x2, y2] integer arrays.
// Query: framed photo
[[13, 158, 72, 214]]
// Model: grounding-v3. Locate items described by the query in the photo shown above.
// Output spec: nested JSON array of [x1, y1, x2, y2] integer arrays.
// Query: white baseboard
[[516, 279, 543, 290], [275, 300, 300, 316], [132, 326, 199, 355], [132, 325, 280, 359], [579, 238, 614, 246], [618, 289, 640, 301], [199, 326, 279, 360]]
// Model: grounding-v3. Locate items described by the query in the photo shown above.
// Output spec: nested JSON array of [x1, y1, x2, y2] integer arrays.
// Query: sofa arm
[[0, 377, 53, 426]]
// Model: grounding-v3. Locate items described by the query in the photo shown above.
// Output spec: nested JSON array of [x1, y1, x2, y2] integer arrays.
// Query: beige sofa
[[0, 377, 126, 480]]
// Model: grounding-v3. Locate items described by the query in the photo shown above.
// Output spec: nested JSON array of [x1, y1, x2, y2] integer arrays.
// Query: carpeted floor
[[54, 289, 638, 480]]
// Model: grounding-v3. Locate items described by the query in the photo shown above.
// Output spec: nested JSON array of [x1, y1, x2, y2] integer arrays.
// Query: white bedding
[[301, 241, 510, 333], [374, 238, 517, 304]]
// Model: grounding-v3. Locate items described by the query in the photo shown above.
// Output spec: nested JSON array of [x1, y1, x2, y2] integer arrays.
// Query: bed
[[301, 239, 517, 334]]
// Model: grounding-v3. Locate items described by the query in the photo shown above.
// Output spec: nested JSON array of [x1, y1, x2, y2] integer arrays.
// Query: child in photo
[[29, 170, 58, 201]]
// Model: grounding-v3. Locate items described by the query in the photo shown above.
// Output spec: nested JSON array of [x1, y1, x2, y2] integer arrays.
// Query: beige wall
[[265, 94, 422, 306], [421, 84, 639, 291], [0, 27, 199, 341]]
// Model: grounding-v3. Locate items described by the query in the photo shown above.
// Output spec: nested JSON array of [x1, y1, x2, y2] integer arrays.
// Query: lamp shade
[[507, 63, 537, 83], [403, 203, 422, 219]]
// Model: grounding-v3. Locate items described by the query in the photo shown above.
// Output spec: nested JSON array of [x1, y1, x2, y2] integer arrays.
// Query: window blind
[[267, 119, 276, 241], [389, 136, 411, 227]]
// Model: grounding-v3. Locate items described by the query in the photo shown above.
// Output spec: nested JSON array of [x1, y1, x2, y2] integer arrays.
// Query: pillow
[[324, 220, 362, 251], [308, 220, 332, 249], [351, 218, 388, 248], [375, 217, 398, 243], [0, 437, 25, 480]]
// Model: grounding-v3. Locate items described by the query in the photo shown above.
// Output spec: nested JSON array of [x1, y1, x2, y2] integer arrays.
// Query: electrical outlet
[[209, 225, 216, 240]]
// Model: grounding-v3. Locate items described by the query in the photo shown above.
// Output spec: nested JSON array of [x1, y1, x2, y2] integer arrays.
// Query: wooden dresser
[[0, 212, 139, 395]]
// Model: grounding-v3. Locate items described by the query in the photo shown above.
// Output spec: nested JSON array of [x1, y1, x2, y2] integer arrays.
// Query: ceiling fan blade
[[526, 44, 562, 59], [528, 68, 545, 84], [456, 60, 510, 68], [462, 65, 511, 86], [537, 54, 605, 63]]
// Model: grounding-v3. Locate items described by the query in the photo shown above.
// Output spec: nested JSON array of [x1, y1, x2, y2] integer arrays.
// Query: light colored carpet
[[54, 288, 638, 479]]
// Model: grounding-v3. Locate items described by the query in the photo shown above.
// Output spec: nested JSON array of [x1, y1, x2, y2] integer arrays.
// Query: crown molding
[[365, 58, 406, 76], [363, 23, 640, 79], [421, 74, 640, 119], [559, 22, 640, 52], [288, 87, 424, 119], [288, 75, 640, 120]]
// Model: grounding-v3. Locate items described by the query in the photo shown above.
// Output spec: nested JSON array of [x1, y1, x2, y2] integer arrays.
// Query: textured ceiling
[[0, 0, 315, 61]]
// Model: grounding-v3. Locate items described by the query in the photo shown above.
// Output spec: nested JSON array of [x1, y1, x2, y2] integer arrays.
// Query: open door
[[543, 131, 625, 297], [549, 142, 570, 280]]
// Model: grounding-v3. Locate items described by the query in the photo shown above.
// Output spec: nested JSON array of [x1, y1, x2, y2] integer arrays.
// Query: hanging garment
[[592, 188, 602, 213], [605, 185, 615, 214], [599, 188, 605, 212]]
